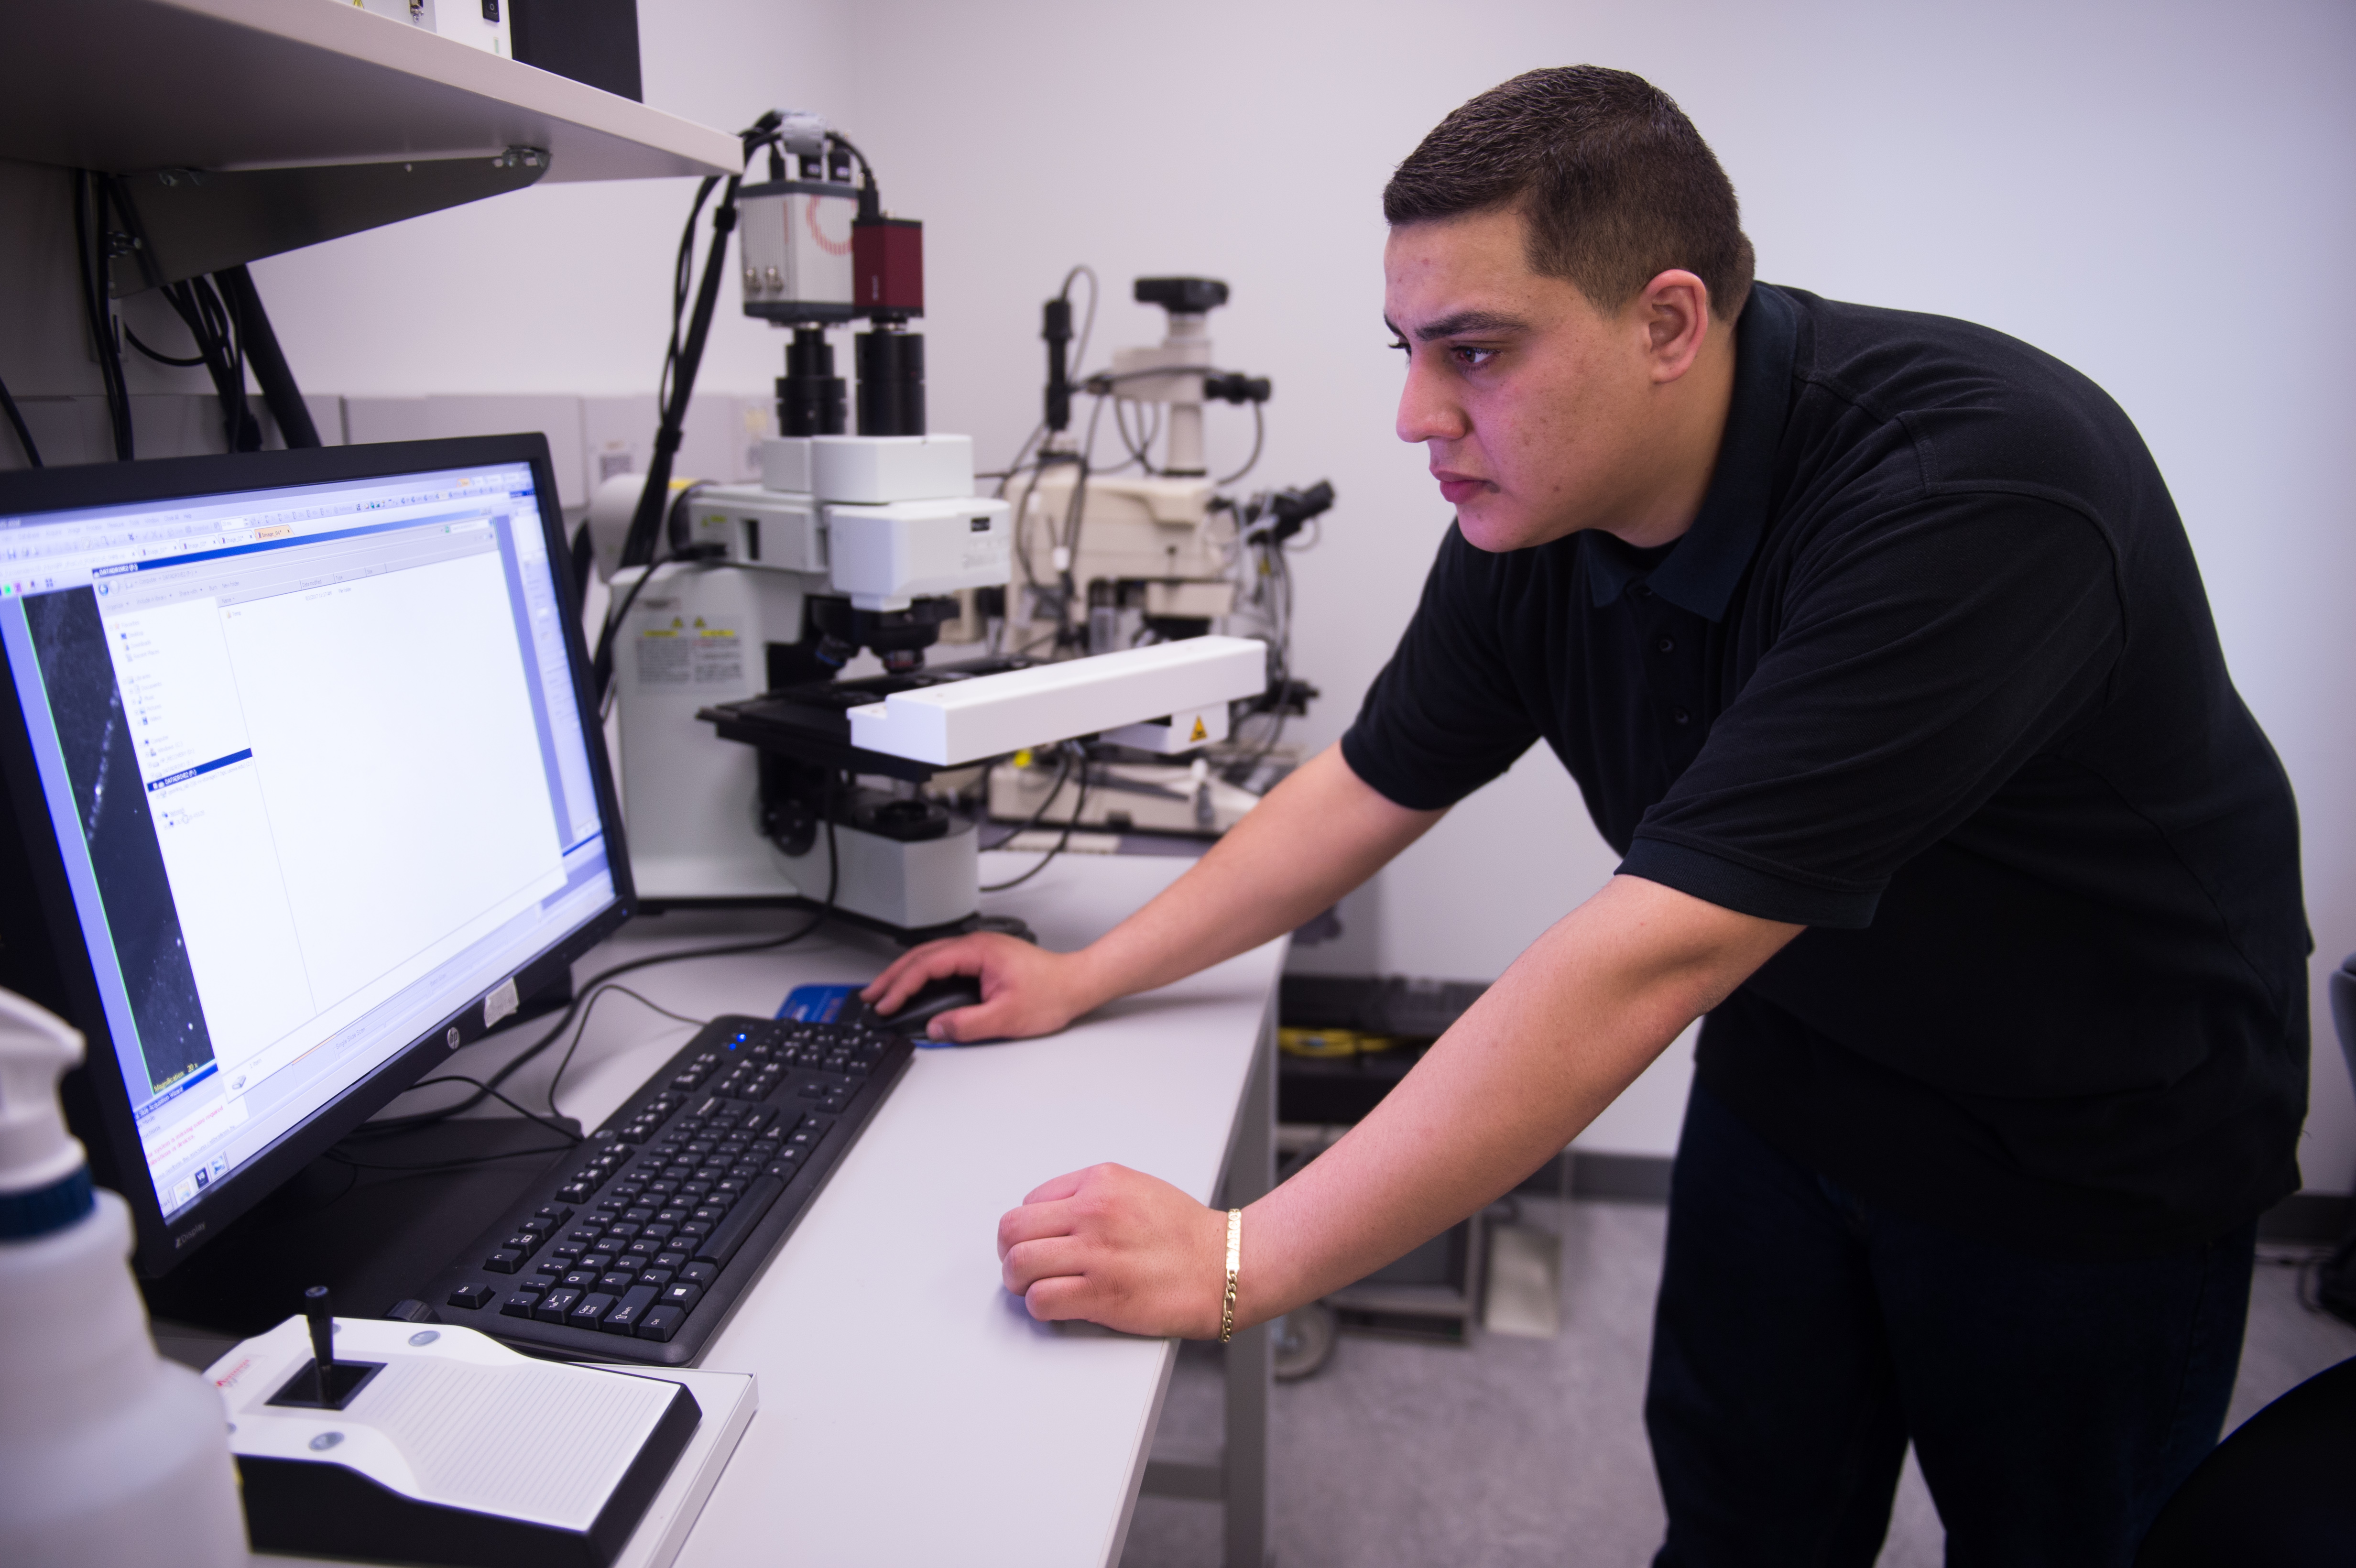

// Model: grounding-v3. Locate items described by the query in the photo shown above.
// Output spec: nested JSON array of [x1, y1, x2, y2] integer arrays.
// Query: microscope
[[594, 117, 1265, 940]]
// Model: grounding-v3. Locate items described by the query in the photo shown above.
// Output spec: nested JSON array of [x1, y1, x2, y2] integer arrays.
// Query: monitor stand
[[141, 1115, 575, 1346]]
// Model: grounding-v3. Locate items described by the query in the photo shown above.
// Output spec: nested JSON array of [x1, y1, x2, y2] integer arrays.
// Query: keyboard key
[[517, 1216, 556, 1237], [638, 1268, 676, 1286], [602, 1285, 659, 1334], [569, 1292, 617, 1327], [654, 1250, 689, 1270], [636, 1304, 687, 1343], [535, 1287, 582, 1324], [500, 1292, 541, 1319], [535, 1204, 575, 1225], [642, 1222, 676, 1240], [552, 1244, 586, 1263], [447, 1283, 494, 1310], [580, 1252, 615, 1272], [681, 1260, 718, 1287], [694, 1176, 784, 1266], [598, 1271, 637, 1292], [484, 1249, 524, 1274], [503, 1233, 541, 1254], [562, 1270, 599, 1290], [557, 1181, 596, 1203], [659, 1282, 704, 1311]]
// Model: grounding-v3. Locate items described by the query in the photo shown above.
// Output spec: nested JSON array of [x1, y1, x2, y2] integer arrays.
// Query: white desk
[[462, 850, 1283, 1568]]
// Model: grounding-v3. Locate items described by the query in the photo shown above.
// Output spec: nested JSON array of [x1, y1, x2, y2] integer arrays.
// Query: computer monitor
[[0, 436, 633, 1277]]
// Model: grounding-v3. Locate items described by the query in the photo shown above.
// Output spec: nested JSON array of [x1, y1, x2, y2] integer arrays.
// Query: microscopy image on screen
[[24, 585, 215, 1095]]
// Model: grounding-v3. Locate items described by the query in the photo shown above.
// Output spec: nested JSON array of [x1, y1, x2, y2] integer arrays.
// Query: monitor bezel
[[0, 434, 636, 1277]]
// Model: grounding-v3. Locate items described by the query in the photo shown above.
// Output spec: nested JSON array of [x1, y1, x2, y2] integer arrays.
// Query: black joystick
[[267, 1284, 384, 1410]]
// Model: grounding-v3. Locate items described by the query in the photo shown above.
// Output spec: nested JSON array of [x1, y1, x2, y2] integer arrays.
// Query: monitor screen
[[0, 437, 632, 1273]]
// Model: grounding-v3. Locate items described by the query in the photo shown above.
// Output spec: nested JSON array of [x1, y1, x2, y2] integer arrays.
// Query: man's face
[[1384, 207, 1672, 552]]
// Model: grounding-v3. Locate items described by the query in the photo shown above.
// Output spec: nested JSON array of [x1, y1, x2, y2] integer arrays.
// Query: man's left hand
[[997, 1164, 1231, 1338]]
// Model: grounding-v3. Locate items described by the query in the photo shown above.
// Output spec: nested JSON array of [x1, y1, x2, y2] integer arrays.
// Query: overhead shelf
[[1, 0, 741, 182]]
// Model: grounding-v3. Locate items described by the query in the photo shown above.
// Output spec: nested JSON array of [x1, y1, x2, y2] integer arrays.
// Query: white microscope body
[[596, 434, 1009, 922], [595, 438, 1264, 936]]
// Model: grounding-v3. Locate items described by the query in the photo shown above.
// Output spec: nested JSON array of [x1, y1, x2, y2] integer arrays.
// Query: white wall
[[245, 0, 858, 400], [7, 0, 2348, 1181]]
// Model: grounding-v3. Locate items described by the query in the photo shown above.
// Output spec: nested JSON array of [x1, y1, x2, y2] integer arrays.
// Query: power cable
[[982, 742, 1095, 892], [0, 372, 41, 468], [122, 326, 206, 368], [356, 891, 836, 1138], [544, 984, 711, 1125], [72, 172, 133, 461]]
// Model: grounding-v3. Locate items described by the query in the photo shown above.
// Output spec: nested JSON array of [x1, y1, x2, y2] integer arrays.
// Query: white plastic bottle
[[0, 988, 247, 1567]]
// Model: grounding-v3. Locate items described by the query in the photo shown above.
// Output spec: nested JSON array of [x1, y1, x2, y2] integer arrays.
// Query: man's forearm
[[1233, 874, 1801, 1325], [1069, 744, 1443, 1010]]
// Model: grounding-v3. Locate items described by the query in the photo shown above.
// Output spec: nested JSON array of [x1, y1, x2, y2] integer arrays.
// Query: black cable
[[543, 984, 711, 1125], [161, 276, 262, 453], [121, 325, 206, 367], [373, 784, 844, 1139], [599, 110, 785, 695], [359, 1074, 585, 1145], [72, 173, 133, 461], [982, 745, 1074, 851], [321, 1143, 577, 1175], [216, 263, 320, 447], [358, 909, 834, 1136], [0, 372, 40, 468], [982, 742, 1094, 892], [593, 526, 678, 722]]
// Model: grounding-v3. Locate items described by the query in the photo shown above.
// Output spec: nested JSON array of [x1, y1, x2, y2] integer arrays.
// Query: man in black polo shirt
[[867, 66, 2309, 1564]]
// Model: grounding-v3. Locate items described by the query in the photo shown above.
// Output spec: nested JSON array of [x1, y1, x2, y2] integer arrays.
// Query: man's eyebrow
[[1383, 309, 1531, 343]]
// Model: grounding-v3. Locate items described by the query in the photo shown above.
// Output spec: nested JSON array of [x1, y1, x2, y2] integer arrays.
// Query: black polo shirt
[[1341, 282, 2309, 1259]]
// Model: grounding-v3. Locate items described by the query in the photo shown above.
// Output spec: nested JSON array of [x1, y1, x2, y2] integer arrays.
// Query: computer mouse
[[861, 973, 987, 1036]]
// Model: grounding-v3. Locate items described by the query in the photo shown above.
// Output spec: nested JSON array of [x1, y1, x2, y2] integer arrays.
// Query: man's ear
[[1636, 269, 1713, 384]]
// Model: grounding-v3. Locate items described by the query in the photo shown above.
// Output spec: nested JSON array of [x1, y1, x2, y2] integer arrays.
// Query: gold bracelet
[[1220, 1208, 1241, 1343]]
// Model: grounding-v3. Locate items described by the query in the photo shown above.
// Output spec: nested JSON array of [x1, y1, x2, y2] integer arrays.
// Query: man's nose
[[1396, 360, 1468, 446]]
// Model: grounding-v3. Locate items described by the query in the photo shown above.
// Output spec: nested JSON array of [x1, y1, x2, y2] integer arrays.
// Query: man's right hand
[[861, 932, 1098, 1043], [860, 746, 1444, 1047]]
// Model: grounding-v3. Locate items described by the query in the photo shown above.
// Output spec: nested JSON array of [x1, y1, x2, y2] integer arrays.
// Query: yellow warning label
[[1189, 716, 1208, 742]]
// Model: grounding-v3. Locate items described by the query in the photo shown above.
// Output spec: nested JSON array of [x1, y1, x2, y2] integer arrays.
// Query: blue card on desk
[[779, 983, 861, 1023], [781, 982, 984, 1046]]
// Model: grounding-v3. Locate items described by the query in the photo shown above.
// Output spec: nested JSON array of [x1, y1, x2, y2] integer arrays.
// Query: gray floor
[[1120, 1199, 2356, 1568]]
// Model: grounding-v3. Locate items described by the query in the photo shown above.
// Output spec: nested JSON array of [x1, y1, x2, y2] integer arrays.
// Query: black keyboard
[[419, 1012, 913, 1365]]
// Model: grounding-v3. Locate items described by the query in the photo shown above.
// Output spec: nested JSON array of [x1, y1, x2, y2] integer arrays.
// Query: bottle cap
[[0, 989, 94, 1239]]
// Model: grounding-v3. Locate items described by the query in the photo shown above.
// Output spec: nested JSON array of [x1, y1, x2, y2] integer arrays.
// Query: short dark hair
[[1385, 67, 1755, 320]]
